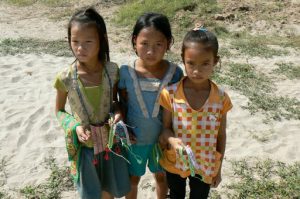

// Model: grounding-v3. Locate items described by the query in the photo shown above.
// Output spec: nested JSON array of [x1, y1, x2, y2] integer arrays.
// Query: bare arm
[[217, 113, 227, 161], [112, 82, 122, 123], [159, 108, 183, 150], [55, 89, 67, 114], [211, 113, 227, 188], [118, 86, 128, 120]]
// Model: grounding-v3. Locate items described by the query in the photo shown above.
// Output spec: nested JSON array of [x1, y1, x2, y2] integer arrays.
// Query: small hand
[[112, 113, 122, 125], [211, 170, 222, 188], [76, 126, 91, 143], [159, 133, 168, 150], [168, 137, 184, 153]]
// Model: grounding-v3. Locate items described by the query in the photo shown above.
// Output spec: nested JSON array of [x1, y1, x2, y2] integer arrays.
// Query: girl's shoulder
[[105, 61, 119, 72], [210, 80, 232, 101], [165, 79, 181, 93], [209, 80, 233, 113], [119, 64, 132, 78], [104, 61, 119, 84], [166, 61, 183, 75], [166, 61, 184, 85], [58, 64, 75, 81], [119, 64, 130, 71]]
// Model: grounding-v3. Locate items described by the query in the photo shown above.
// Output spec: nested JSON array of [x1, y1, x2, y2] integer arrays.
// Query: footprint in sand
[[11, 76, 20, 83], [0, 69, 13, 76], [17, 134, 28, 147], [40, 120, 50, 131], [25, 106, 45, 124], [17, 107, 45, 147], [0, 64, 13, 69], [6, 120, 22, 130]]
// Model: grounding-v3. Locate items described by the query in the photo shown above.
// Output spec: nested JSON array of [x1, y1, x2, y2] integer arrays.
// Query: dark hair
[[181, 29, 219, 59], [131, 12, 173, 51], [68, 7, 110, 63]]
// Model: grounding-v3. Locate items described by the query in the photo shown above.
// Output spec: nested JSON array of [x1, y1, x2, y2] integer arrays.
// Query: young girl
[[118, 13, 183, 199], [54, 7, 130, 199], [159, 27, 233, 199]]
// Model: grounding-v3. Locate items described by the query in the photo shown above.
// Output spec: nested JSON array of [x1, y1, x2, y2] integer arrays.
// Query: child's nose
[[147, 46, 155, 55], [77, 45, 84, 51], [77, 43, 86, 51]]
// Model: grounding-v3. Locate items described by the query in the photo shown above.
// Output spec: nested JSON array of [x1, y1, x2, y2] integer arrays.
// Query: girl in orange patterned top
[[159, 26, 232, 199]]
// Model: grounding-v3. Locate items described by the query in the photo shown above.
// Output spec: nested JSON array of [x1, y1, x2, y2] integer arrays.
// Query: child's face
[[134, 27, 168, 66], [183, 42, 217, 84], [70, 23, 100, 64]]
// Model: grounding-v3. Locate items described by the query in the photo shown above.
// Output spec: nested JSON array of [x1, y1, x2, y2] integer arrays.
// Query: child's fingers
[[111, 113, 122, 124], [76, 126, 90, 142]]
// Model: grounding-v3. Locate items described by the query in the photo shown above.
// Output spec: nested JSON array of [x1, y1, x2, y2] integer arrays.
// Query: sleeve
[[53, 72, 67, 92], [221, 92, 233, 115], [159, 88, 173, 112], [118, 65, 127, 89], [176, 67, 184, 80], [169, 66, 184, 85]]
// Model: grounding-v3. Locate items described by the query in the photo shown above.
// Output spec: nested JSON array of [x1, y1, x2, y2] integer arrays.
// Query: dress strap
[[127, 61, 149, 118], [151, 62, 177, 117], [128, 61, 177, 118]]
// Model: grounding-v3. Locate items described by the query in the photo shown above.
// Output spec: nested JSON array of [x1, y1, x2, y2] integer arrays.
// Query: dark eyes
[[186, 62, 210, 67], [186, 61, 195, 65]]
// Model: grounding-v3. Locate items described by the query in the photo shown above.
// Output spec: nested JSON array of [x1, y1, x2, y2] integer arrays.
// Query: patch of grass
[[222, 159, 300, 198], [113, 0, 220, 27], [274, 62, 300, 79], [251, 129, 274, 143], [219, 47, 232, 58], [213, 63, 300, 120], [213, 25, 230, 38], [282, 35, 300, 49], [0, 158, 8, 187], [209, 190, 221, 199], [231, 33, 289, 58], [48, 7, 74, 21], [4, 0, 72, 7], [0, 191, 11, 199], [0, 38, 72, 57], [20, 156, 74, 199]]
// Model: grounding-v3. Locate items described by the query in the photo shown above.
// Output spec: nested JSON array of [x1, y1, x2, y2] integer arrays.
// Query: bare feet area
[[0, 0, 299, 198]]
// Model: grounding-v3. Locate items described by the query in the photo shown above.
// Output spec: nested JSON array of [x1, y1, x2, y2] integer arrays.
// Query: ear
[[214, 55, 220, 65], [133, 36, 137, 46], [167, 38, 174, 51]]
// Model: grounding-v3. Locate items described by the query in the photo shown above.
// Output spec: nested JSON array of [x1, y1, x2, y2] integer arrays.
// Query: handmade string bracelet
[[105, 119, 142, 164], [178, 145, 203, 181]]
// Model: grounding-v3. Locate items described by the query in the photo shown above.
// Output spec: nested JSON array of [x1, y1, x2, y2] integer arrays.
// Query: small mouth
[[77, 54, 87, 59], [193, 76, 204, 80]]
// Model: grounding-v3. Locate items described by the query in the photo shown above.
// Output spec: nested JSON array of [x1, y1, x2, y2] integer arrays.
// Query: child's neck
[[184, 78, 210, 91], [136, 59, 164, 72], [78, 60, 102, 74], [135, 59, 168, 79]]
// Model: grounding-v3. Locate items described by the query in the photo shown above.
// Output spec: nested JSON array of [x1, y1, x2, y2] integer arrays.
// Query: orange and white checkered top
[[159, 77, 232, 184]]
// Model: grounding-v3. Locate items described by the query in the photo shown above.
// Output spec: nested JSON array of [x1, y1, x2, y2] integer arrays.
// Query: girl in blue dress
[[118, 12, 183, 199]]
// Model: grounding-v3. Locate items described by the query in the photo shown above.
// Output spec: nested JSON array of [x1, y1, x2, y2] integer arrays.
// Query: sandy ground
[[0, 1, 299, 198]]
